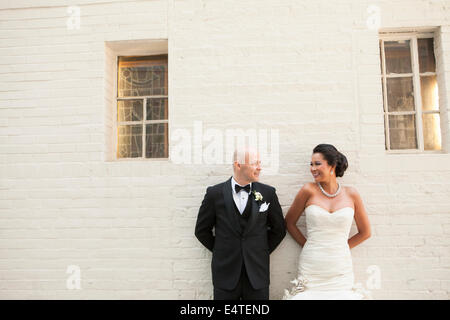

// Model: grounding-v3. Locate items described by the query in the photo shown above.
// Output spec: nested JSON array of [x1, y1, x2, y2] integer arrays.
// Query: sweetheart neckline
[[305, 204, 354, 215]]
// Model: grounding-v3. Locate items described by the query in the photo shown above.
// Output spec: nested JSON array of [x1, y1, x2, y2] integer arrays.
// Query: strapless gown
[[283, 205, 371, 300]]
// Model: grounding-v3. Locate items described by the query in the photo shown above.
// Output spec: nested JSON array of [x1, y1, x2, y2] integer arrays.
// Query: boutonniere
[[252, 190, 263, 202]]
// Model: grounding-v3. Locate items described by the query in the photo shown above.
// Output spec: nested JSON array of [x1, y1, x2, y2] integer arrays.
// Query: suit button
[[241, 237, 245, 241]]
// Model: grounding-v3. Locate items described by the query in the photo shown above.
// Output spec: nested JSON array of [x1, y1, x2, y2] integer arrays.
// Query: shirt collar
[[231, 176, 252, 194]]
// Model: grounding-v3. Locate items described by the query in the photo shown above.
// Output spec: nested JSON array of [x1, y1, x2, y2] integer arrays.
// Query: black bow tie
[[235, 184, 251, 193]]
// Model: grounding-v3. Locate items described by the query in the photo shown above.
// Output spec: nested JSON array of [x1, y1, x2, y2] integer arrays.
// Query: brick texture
[[0, 0, 449, 299]]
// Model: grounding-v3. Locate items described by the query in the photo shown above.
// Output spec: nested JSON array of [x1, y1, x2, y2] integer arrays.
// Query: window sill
[[385, 150, 445, 155], [112, 157, 170, 162]]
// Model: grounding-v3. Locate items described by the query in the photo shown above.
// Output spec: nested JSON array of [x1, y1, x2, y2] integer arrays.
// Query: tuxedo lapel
[[222, 177, 242, 235], [243, 183, 260, 237]]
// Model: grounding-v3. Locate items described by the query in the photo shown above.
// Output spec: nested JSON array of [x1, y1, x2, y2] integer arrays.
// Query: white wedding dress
[[284, 205, 370, 300]]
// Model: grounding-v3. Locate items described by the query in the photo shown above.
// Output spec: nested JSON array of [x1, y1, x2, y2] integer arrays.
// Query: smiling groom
[[195, 147, 286, 300]]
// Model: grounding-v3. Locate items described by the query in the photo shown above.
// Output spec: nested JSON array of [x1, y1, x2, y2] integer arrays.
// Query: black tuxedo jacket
[[195, 177, 286, 290]]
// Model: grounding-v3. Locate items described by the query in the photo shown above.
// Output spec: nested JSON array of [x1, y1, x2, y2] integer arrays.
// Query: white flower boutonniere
[[252, 191, 263, 202]]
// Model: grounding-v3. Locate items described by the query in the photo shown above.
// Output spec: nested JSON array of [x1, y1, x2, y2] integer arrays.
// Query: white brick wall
[[0, 0, 449, 299]]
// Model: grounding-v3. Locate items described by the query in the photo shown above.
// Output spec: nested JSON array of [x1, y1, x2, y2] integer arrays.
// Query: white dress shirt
[[231, 177, 252, 215]]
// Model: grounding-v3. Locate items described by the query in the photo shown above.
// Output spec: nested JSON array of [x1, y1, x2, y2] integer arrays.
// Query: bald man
[[195, 148, 286, 300]]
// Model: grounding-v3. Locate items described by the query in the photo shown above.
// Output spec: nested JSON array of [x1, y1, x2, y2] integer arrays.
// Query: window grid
[[115, 55, 168, 159], [116, 97, 169, 158], [380, 32, 441, 152]]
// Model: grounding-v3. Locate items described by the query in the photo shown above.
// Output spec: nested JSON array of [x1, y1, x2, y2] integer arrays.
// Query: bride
[[283, 144, 372, 300]]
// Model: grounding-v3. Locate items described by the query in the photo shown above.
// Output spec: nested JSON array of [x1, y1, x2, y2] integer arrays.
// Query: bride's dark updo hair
[[312, 144, 348, 177]]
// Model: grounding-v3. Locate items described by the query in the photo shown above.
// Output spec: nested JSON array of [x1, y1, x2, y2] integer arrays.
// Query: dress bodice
[[304, 205, 354, 244]]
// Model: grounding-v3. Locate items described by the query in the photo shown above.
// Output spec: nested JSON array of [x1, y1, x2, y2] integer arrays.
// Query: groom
[[195, 148, 286, 300]]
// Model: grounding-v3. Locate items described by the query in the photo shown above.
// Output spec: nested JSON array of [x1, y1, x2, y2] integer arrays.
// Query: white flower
[[282, 275, 308, 300], [352, 282, 373, 300], [253, 191, 263, 201]]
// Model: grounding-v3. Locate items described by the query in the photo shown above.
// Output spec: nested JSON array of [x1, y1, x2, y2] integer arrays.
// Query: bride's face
[[310, 153, 333, 182]]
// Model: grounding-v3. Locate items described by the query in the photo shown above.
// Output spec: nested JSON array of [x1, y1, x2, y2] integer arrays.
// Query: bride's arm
[[285, 184, 311, 247], [347, 187, 371, 249]]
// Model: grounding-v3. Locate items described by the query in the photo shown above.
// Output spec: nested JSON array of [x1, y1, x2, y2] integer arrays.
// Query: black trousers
[[213, 264, 269, 300]]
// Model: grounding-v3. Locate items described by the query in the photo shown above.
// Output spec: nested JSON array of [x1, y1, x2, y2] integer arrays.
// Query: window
[[116, 55, 168, 158], [379, 33, 442, 151]]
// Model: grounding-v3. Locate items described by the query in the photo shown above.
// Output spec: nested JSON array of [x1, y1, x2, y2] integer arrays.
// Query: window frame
[[114, 54, 169, 160], [379, 31, 442, 154]]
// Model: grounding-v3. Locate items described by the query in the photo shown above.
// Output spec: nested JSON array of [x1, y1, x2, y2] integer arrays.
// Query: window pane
[[386, 77, 415, 112], [117, 125, 142, 158], [384, 40, 412, 74], [118, 56, 168, 97], [146, 123, 168, 158], [117, 100, 143, 122], [420, 75, 439, 111], [388, 114, 417, 149], [146, 98, 168, 120], [422, 113, 441, 150], [418, 38, 436, 73]]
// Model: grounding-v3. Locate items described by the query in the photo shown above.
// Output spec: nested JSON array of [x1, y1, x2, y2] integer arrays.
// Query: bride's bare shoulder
[[298, 182, 316, 196], [344, 185, 361, 199]]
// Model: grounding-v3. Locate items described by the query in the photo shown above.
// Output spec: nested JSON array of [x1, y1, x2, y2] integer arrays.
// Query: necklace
[[318, 182, 341, 198]]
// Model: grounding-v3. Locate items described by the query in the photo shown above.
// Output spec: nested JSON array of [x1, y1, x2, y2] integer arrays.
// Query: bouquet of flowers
[[282, 275, 308, 300]]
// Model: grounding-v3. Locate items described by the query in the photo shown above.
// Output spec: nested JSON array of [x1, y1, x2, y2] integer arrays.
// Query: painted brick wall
[[0, 0, 449, 299]]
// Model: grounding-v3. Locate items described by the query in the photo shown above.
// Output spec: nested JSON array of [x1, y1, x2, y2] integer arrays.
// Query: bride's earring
[[331, 171, 333, 175]]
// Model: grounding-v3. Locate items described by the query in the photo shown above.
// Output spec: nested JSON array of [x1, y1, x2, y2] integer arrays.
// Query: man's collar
[[231, 176, 252, 193]]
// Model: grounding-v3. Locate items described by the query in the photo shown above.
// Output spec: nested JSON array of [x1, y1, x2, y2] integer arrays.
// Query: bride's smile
[[310, 153, 334, 183]]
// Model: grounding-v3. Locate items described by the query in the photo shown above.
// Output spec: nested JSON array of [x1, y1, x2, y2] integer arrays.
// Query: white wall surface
[[0, 0, 449, 299]]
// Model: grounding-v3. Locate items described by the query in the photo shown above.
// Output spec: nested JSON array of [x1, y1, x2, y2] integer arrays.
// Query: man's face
[[237, 151, 261, 182]]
